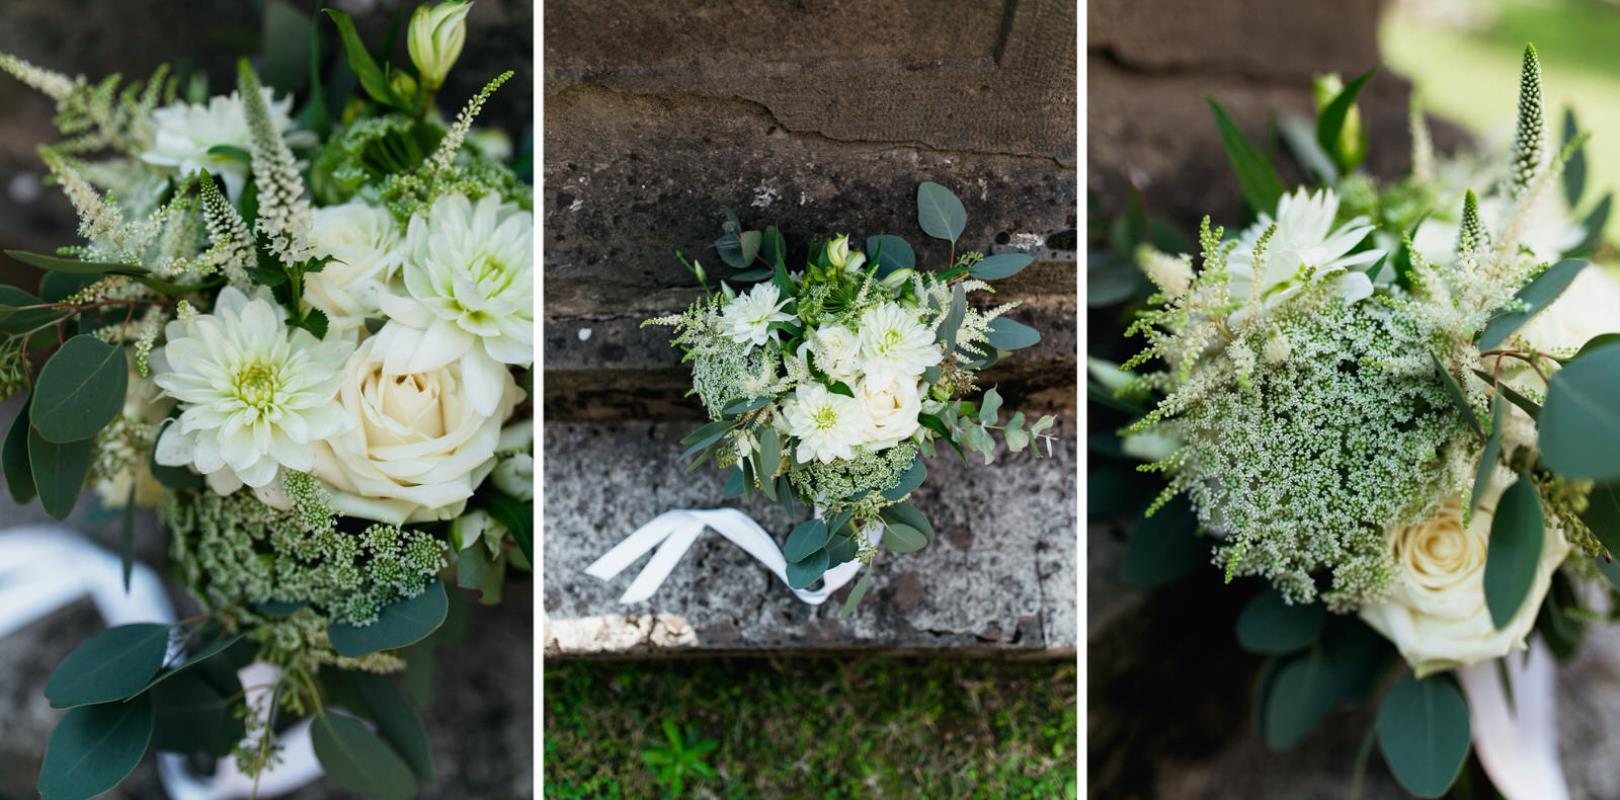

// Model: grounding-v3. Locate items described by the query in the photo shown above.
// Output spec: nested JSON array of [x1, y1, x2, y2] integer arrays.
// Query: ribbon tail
[[1457, 640, 1568, 800]]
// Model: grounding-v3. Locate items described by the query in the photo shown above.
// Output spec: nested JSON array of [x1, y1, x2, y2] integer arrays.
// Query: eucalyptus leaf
[[342, 672, 437, 784], [880, 502, 935, 540], [4, 397, 35, 503], [837, 571, 874, 619], [880, 458, 926, 501], [1120, 495, 1203, 588], [785, 549, 829, 590], [311, 711, 418, 800], [1541, 341, 1620, 480], [757, 428, 781, 484], [1376, 673, 1471, 798], [1582, 481, 1620, 558], [28, 428, 93, 520], [979, 387, 1002, 425], [985, 316, 1040, 351], [1431, 354, 1482, 439], [881, 522, 928, 553], [0, 285, 56, 333], [1484, 473, 1545, 628], [916, 181, 966, 242], [866, 234, 915, 276], [970, 253, 1033, 280], [38, 694, 154, 800], [6, 250, 134, 275], [1476, 259, 1585, 350], [149, 669, 243, 756], [31, 335, 128, 443], [784, 519, 830, 562], [329, 580, 449, 657], [1472, 394, 1504, 509], [937, 284, 966, 348], [45, 623, 170, 709], [1472, 369, 1541, 420], [1236, 589, 1326, 654]]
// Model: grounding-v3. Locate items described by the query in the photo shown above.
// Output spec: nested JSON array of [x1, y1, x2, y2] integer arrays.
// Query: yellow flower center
[[812, 405, 840, 431], [233, 362, 281, 410]]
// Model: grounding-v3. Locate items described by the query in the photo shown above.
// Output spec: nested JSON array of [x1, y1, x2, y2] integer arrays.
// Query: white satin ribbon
[[1456, 640, 1569, 800], [585, 508, 876, 605], [0, 525, 323, 800]]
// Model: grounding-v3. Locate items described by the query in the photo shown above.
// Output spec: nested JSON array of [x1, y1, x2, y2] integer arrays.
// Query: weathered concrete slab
[[542, 421, 1076, 658]]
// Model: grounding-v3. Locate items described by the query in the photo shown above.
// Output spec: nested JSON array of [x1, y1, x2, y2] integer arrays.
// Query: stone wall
[[542, 0, 1078, 655], [0, 3, 533, 797]]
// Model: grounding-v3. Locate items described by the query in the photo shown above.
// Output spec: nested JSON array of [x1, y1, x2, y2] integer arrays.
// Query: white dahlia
[[374, 193, 533, 416], [152, 287, 354, 492], [139, 89, 296, 200], [856, 303, 942, 385], [721, 283, 794, 349], [783, 383, 869, 465], [1228, 188, 1383, 303], [305, 202, 405, 335]]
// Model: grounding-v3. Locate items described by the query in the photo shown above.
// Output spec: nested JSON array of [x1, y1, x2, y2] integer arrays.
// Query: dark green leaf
[[329, 580, 449, 657], [262, 0, 311, 94], [881, 522, 928, 553], [866, 235, 915, 276], [38, 694, 153, 800], [0, 284, 56, 333], [1208, 98, 1285, 215], [916, 181, 967, 243], [149, 669, 243, 756], [311, 712, 418, 800], [722, 396, 771, 418], [880, 503, 935, 541], [784, 519, 830, 562], [29, 429, 93, 519], [5, 250, 132, 275], [1236, 589, 1326, 654], [837, 571, 874, 619], [205, 144, 253, 166], [1316, 66, 1378, 173], [485, 490, 532, 565], [1262, 649, 1340, 750], [1376, 673, 1471, 798], [45, 623, 170, 709], [1484, 473, 1545, 628], [762, 225, 787, 270], [1582, 482, 1620, 559], [1477, 259, 1586, 350], [1432, 354, 1483, 439], [1541, 341, 1620, 480], [785, 549, 829, 590], [970, 253, 1033, 281], [343, 672, 436, 784], [1564, 108, 1587, 208], [985, 316, 1040, 350], [739, 230, 762, 266], [721, 466, 746, 499], [120, 483, 135, 590], [1567, 193, 1612, 259], [757, 427, 781, 486], [31, 335, 128, 443], [1471, 369, 1541, 420], [4, 396, 35, 503], [880, 458, 926, 501], [322, 10, 402, 109], [1574, 332, 1620, 360], [40, 271, 99, 303], [1473, 394, 1504, 509], [1120, 495, 1203, 588]]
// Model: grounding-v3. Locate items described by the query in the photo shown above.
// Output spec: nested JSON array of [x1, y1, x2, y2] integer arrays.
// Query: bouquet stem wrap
[[1456, 641, 1569, 800], [0, 527, 322, 800], [585, 509, 876, 605]]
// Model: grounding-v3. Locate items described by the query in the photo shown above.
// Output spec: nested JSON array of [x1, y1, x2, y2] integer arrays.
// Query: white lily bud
[[409, 1, 472, 92], [826, 234, 851, 268]]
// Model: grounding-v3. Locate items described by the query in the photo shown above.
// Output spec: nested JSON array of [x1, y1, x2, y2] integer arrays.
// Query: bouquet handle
[[585, 509, 875, 605]]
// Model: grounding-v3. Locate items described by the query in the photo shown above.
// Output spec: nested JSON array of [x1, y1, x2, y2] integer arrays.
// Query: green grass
[[542, 656, 1078, 799], [1381, 0, 1620, 239]]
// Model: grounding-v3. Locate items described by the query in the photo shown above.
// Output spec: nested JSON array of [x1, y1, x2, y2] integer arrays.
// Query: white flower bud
[[409, 1, 472, 92], [491, 453, 534, 501]]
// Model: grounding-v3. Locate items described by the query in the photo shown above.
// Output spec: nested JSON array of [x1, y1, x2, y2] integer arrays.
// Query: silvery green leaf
[[979, 388, 1002, 425]]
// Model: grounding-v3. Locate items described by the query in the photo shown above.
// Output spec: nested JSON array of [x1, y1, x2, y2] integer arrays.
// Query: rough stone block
[[543, 421, 1076, 658]]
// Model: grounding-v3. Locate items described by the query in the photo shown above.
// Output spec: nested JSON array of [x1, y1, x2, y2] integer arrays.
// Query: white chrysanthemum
[[783, 384, 869, 464], [139, 89, 295, 200], [152, 287, 354, 492], [374, 193, 533, 417], [305, 203, 405, 335], [720, 283, 794, 349], [1229, 188, 1383, 303], [807, 324, 860, 383], [856, 303, 942, 385]]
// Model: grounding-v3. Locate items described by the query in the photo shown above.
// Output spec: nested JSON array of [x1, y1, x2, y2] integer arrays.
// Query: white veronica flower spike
[[721, 283, 795, 349], [151, 287, 354, 492], [782, 383, 869, 464], [1228, 187, 1384, 303], [856, 302, 942, 384], [375, 193, 534, 416]]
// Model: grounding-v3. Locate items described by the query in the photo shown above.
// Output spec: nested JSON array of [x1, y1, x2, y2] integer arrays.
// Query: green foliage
[[1256, 621, 1391, 750], [38, 694, 154, 800], [1376, 673, 1471, 798], [1483, 473, 1546, 628], [641, 720, 718, 798], [1236, 588, 1327, 654], [28, 428, 93, 519], [311, 711, 419, 800], [30, 334, 127, 443], [44, 623, 170, 709], [1315, 66, 1378, 174], [328, 579, 449, 657], [1540, 340, 1620, 481], [916, 181, 967, 243], [1476, 258, 1584, 350], [1119, 495, 1203, 588], [1208, 98, 1286, 215], [544, 657, 1077, 798]]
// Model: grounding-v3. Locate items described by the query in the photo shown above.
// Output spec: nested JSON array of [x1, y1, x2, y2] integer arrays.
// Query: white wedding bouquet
[[642, 183, 1057, 612], [1097, 44, 1620, 797], [0, 3, 531, 798]]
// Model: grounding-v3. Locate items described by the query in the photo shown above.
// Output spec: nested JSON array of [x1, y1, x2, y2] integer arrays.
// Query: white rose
[[312, 333, 525, 525], [1360, 473, 1569, 677], [305, 203, 405, 335], [807, 325, 860, 384], [855, 376, 921, 450]]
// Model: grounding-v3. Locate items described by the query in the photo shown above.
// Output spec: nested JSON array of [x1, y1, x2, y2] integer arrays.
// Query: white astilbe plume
[[237, 61, 313, 264], [0, 52, 76, 101], [41, 150, 151, 265], [428, 70, 514, 177], [1410, 95, 1435, 183]]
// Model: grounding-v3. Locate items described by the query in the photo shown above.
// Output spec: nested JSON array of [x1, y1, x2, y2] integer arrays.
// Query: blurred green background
[[1382, 0, 1620, 242]]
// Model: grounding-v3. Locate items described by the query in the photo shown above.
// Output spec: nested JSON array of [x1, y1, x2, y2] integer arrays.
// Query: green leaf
[[837, 571, 874, 619], [978, 387, 1002, 425], [38, 695, 153, 800], [970, 253, 1033, 280], [1581, 481, 1620, 558], [1120, 495, 1203, 588], [323, 10, 403, 110], [880, 503, 935, 541], [1316, 66, 1378, 173], [722, 396, 771, 418], [342, 672, 437, 784], [1567, 193, 1612, 259], [5, 250, 132, 275], [1431, 354, 1483, 439], [936, 284, 966, 348], [1473, 394, 1504, 509], [205, 143, 253, 166], [785, 549, 829, 590], [149, 669, 243, 756], [916, 181, 967, 243], [485, 490, 532, 566], [29, 428, 93, 520], [262, 0, 312, 94], [762, 226, 787, 270], [45, 623, 170, 709], [880, 458, 926, 501], [721, 465, 746, 499], [866, 235, 915, 276], [1236, 589, 1326, 654], [329, 580, 449, 657], [1563, 108, 1587, 208], [1484, 473, 1545, 628], [0, 284, 57, 333], [1477, 259, 1585, 350], [311, 711, 418, 800], [757, 427, 781, 485], [1260, 621, 1390, 751], [31, 335, 128, 443], [985, 316, 1040, 350], [120, 483, 136, 590], [784, 519, 830, 562], [881, 522, 928, 553], [1376, 673, 1471, 798], [1471, 369, 1541, 420], [1208, 98, 1285, 215], [4, 396, 36, 503], [739, 230, 763, 266], [1541, 341, 1620, 480]]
